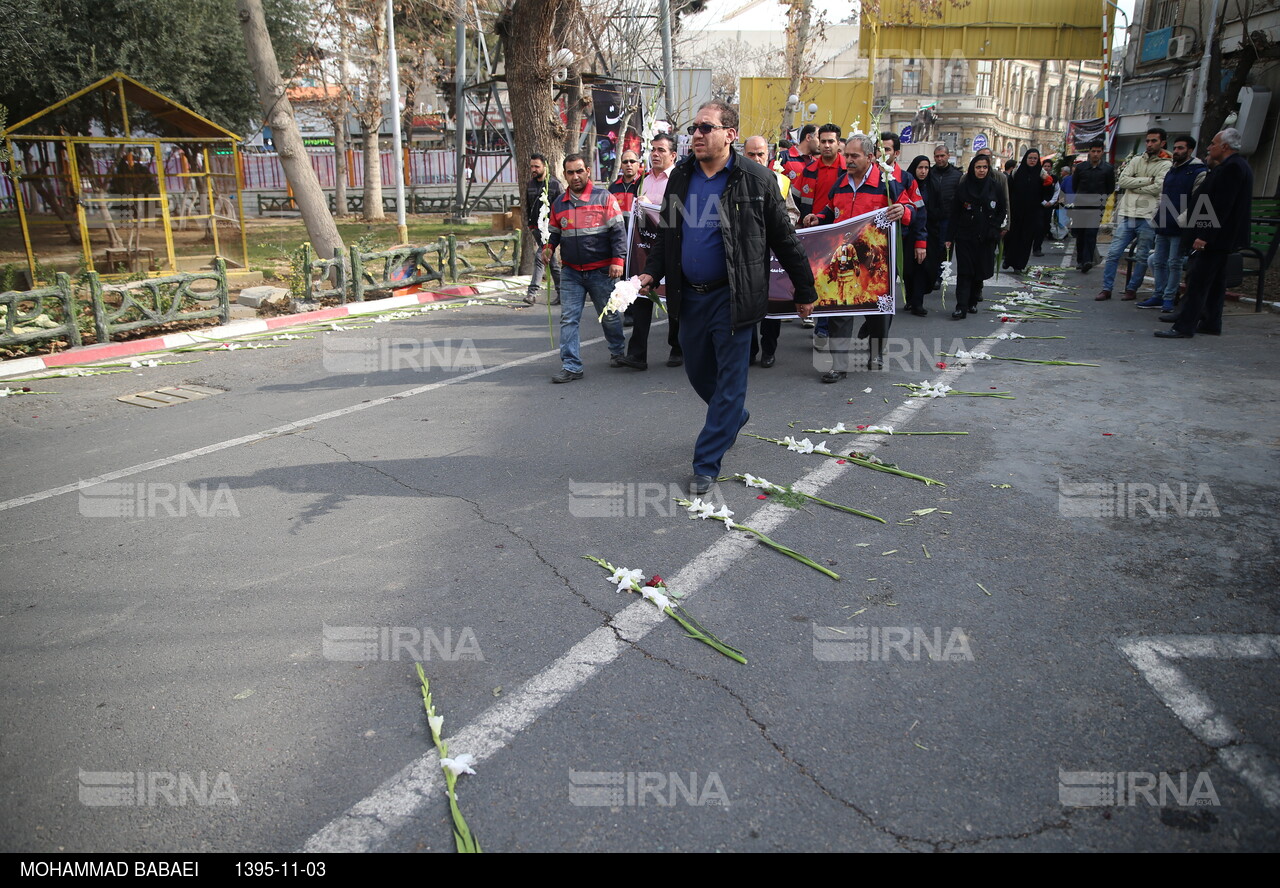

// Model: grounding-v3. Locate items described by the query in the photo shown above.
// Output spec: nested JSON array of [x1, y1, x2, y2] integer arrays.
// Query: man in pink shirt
[[617, 132, 682, 369]]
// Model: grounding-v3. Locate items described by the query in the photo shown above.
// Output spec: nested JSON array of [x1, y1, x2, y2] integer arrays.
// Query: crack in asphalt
[[292, 365, 1078, 851], [611, 633, 1074, 851], [294, 432, 623, 630]]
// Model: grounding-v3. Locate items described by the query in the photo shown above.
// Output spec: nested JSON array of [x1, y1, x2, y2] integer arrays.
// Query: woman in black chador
[[1003, 148, 1052, 273], [947, 154, 1006, 319]]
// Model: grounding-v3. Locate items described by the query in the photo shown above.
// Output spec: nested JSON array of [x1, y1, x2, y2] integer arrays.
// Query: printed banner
[[592, 85, 644, 178], [767, 209, 898, 318], [625, 201, 666, 298]]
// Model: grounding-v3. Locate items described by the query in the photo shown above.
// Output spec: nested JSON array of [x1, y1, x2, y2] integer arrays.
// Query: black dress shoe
[[1196, 325, 1221, 336], [760, 354, 776, 368], [951, 309, 966, 319], [1158, 313, 1178, 323], [821, 370, 847, 383], [867, 355, 884, 370], [689, 474, 715, 495], [968, 304, 979, 313], [1080, 262, 1093, 273], [909, 307, 928, 317], [1154, 329, 1193, 339], [614, 354, 648, 370], [666, 352, 683, 367]]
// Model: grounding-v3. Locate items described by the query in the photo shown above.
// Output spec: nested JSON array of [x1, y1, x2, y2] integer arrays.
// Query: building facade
[[875, 57, 1105, 168], [1113, 0, 1280, 195]]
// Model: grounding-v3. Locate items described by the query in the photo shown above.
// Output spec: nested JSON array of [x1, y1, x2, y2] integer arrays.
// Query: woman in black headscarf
[[1004, 148, 1052, 272], [903, 154, 935, 316], [947, 154, 1006, 319]]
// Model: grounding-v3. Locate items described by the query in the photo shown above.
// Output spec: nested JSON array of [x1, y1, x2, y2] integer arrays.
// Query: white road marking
[[302, 335, 999, 851], [0, 338, 570, 513], [1118, 634, 1280, 810]]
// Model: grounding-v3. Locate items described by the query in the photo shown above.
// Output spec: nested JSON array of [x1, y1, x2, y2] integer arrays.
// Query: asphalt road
[[1, 262, 1277, 853]]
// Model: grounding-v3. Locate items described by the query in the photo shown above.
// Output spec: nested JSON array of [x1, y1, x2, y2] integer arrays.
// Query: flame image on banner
[[767, 208, 898, 318]]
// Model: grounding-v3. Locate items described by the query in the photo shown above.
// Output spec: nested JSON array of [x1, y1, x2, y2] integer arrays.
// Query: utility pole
[[451, 0, 471, 223], [385, 0, 407, 242], [659, 0, 676, 125], [1191, 0, 1223, 144]]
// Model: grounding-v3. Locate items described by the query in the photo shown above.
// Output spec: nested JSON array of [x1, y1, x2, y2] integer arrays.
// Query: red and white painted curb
[[0, 278, 527, 380]]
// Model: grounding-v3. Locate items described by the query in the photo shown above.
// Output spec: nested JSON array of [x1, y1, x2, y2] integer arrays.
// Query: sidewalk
[[0, 276, 532, 380]]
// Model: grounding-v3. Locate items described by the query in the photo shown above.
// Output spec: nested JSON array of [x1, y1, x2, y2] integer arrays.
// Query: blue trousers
[[1102, 216, 1154, 293], [1150, 233, 1186, 307], [678, 285, 751, 476], [559, 266, 625, 373]]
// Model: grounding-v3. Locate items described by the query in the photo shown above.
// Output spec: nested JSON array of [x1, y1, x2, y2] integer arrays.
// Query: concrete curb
[[0, 277, 529, 380]]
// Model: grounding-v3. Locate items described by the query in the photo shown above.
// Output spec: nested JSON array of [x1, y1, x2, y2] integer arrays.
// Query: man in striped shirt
[[544, 153, 628, 383]]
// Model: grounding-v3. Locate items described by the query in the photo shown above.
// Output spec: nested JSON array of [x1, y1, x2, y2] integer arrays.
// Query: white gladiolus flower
[[865, 425, 893, 434], [608, 567, 644, 592], [428, 714, 443, 738], [600, 276, 645, 317], [641, 586, 672, 611], [440, 754, 476, 777]]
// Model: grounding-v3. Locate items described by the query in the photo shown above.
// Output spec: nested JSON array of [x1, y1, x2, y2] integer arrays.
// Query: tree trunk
[[362, 128, 384, 220], [333, 113, 348, 215], [503, 0, 567, 181], [236, 0, 343, 259]]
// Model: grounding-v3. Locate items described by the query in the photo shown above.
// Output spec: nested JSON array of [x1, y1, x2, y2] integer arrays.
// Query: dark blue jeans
[[677, 285, 751, 476]]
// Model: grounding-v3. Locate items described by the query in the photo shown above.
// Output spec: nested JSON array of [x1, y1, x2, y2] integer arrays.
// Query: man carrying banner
[[616, 134, 681, 370], [807, 133, 917, 383], [638, 101, 817, 495]]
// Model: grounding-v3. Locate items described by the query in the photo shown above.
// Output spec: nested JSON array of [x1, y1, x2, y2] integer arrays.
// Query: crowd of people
[[525, 106, 1254, 489]]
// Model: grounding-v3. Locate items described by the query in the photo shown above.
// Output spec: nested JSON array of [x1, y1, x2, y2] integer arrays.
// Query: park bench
[[1240, 197, 1280, 311]]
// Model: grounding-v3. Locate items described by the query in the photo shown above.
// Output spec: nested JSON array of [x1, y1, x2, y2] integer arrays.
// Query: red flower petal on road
[[837, 459, 847, 464], [936, 362, 947, 369], [1102, 432, 1113, 436], [757, 494, 768, 500]]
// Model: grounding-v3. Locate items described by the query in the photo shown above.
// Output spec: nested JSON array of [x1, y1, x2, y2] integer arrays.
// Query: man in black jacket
[[1156, 128, 1253, 339], [638, 101, 818, 495], [524, 154, 562, 305], [1071, 140, 1115, 273]]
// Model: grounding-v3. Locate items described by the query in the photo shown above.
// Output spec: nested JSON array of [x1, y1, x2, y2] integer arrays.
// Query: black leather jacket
[[644, 153, 817, 331]]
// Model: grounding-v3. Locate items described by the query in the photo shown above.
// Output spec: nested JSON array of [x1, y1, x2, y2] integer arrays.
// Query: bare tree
[[1200, 0, 1280, 146], [237, 0, 343, 259]]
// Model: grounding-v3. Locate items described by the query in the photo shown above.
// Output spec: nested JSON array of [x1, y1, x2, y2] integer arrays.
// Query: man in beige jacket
[[1097, 128, 1173, 300]]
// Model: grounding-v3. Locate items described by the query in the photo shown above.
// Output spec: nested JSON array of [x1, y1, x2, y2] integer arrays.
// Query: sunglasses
[[621, 159, 639, 163], [687, 123, 729, 135]]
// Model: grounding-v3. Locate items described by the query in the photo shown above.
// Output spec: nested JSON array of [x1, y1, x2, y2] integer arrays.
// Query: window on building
[[944, 62, 967, 94], [1046, 86, 1060, 123], [1025, 79, 1038, 116], [976, 61, 993, 96], [902, 58, 921, 94], [1145, 0, 1181, 30]]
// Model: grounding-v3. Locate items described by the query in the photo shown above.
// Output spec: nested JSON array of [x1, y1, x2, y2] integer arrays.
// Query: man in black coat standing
[[1156, 129, 1253, 339], [638, 101, 817, 495], [1071, 140, 1115, 273]]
